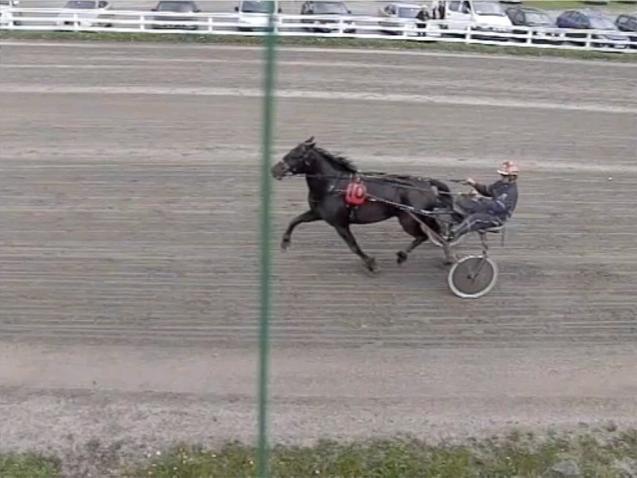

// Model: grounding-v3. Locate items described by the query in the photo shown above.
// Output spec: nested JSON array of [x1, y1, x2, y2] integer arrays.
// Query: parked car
[[505, 6, 560, 43], [55, 0, 112, 28], [435, 0, 513, 38], [299, 1, 355, 34], [234, 0, 279, 32], [556, 9, 629, 49], [378, 2, 422, 36], [150, 0, 201, 30], [615, 13, 637, 46], [0, 0, 21, 27], [506, 6, 552, 27]]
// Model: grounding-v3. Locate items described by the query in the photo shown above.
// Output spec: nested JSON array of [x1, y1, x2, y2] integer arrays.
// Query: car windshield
[[241, 0, 274, 13], [398, 6, 420, 18], [474, 1, 504, 16], [589, 16, 615, 29], [526, 12, 550, 24], [157, 1, 194, 11], [313, 2, 348, 14], [64, 0, 96, 8]]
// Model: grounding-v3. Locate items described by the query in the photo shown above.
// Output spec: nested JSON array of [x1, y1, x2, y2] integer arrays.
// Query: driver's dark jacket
[[468, 180, 518, 221]]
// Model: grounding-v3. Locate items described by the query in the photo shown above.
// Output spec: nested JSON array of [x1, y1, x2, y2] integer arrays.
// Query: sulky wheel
[[448, 255, 498, 299]]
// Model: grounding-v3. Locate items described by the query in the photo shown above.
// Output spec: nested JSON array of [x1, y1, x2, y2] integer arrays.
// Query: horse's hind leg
[[397, 213, 456, 265], [281, 209, 320, 251], [408, 213, 456, 264], [333, 224, 377, 272], [396, 213, 429, 265]]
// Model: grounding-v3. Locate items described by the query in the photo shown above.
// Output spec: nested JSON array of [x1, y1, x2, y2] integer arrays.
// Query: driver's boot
[[446, 221, 470, 246]]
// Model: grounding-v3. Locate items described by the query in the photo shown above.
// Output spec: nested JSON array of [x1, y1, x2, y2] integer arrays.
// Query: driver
[[446, 160, 519, 243]]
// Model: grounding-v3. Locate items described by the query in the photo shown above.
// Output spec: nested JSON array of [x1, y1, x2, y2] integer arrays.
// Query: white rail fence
[[2, 8, 636, 53]]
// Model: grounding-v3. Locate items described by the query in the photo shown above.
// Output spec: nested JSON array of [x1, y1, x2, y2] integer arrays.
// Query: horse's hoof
[[280, 238, 291, 251], [365, 257, 378, 272], [396, 251, 408, 265]]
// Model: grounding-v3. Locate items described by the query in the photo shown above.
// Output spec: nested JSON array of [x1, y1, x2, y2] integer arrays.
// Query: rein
[[281, 171, 469, 196]]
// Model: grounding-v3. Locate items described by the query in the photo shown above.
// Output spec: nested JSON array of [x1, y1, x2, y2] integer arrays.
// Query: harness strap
[[344, 175, 367, 207]]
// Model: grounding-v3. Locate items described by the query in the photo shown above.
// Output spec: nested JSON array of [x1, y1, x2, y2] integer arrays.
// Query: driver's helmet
[[497, 160, 519, 176]]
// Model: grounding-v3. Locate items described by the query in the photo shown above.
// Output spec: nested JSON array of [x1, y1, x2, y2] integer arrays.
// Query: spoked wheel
[[448, 255, 498, 299]]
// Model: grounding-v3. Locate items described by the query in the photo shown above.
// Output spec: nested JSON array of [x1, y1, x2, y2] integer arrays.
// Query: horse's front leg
[[281, 209, 321, 251], [333, 224, 377, 272]]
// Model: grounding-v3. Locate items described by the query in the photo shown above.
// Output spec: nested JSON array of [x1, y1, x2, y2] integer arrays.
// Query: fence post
[[257, 3, 277, 478], [527, 27, 533, 45], [140, 13, 145, 30]]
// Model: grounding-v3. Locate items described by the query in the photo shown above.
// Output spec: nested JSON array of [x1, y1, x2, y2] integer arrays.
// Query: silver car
[[378, 2, 423, 36], [55, 0, 112, 29]]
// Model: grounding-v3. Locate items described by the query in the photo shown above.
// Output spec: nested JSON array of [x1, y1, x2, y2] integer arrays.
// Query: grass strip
[[121, 431, 637, 478], [2, 31, 637, 63], [0, 452, 62, 478]]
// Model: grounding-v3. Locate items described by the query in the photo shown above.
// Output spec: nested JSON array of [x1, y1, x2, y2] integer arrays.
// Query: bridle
[[276, 149, 316, 178]]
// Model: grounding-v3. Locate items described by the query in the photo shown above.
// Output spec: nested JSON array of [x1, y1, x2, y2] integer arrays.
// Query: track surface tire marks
[[0, 43, 636, 472]]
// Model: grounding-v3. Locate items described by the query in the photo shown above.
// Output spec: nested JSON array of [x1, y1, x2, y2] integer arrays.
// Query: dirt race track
[[1, 41, 637, 474]]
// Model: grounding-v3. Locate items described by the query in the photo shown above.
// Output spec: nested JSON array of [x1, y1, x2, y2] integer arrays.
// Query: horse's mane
[[313, 146, 358, 173]]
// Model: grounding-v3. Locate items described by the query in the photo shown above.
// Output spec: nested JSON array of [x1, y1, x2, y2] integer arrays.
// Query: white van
[[234, 0, 279, 31], [55, 0, 112, 28], [0, 0, 20, 27], [438, 0, 513, 33]]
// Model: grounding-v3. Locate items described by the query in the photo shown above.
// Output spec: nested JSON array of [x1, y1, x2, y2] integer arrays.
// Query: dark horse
[[270, 137, 452, 272]]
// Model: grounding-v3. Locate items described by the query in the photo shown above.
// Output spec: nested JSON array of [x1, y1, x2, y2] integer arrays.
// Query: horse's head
[[271, 136, 316, 180]]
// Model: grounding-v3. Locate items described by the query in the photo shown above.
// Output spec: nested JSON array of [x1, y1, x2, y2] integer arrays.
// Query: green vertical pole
[[257, 2, 277, 478]]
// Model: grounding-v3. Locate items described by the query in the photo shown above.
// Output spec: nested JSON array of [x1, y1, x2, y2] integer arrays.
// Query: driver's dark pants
[[456, 196, 484, 214], [451, 213, 502, 238], [450, 198, 503, 238]]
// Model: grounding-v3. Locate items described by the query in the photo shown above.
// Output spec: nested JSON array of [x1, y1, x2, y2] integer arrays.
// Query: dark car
[[300, 1, 355, 34], [556, 9, 629, 49], [615, 13, 637, 46], [505, 6, 559, 43], [506, 6, 552, 27], [150, 0, 201, 30]]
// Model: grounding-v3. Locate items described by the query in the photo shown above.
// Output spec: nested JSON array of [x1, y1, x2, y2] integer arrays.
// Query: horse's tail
[[429, 178, 450, 193]]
